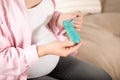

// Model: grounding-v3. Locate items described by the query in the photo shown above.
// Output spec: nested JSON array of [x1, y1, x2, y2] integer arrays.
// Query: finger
[[76, 13, 83, 19], [76, 17, 83, 22], [74, 24, 82, 29], [65, 42, 83, 55], [61, 41, 74, 47], [72, 12, 81, 17], [73, 12, 81, 16], [69, 13, 80, 20], [73, 17, 83, 26], [70, 42, 83, 51], [74, 17, 82, 23], [69, 13, 82, 21], [76, 28, 81, 31]]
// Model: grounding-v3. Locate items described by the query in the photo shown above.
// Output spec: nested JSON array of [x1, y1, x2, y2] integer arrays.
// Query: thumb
[[74, 12, 81, 17], [61, 41, 74, 47]]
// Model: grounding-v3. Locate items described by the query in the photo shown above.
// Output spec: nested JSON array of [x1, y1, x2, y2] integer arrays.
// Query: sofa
[[56, 0, 120, 80], [77, 0, 120, 80]]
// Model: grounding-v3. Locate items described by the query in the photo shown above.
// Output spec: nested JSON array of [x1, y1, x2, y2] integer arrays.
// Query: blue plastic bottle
[[62, 18, 81, 44]]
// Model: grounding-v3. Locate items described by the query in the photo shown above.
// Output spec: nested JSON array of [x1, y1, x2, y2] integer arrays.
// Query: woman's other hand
[[37, 41, 83, 57], [57, 12, 83, 31]]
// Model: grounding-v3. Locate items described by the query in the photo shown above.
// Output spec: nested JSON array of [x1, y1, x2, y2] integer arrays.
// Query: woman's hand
[[37, 41, 83, 57], [57, 12, 83, 31]]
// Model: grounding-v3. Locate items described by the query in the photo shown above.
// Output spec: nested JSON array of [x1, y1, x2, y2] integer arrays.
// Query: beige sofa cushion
[[102, 0, 120, 12], [76, 13, 120, 80]]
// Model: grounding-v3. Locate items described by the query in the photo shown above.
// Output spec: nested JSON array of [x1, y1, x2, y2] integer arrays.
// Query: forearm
[[37, 45, 48, 57], [0, 45, 38, 75]]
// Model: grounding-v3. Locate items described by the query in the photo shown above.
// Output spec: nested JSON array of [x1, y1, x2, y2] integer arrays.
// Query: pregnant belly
[[28, 27, 60, 78], [28, 55, 59, 78]]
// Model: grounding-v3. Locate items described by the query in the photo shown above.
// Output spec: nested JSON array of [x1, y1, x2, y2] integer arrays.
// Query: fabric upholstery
[[102, 0, 120, 12], [76, 13, 120, 80]]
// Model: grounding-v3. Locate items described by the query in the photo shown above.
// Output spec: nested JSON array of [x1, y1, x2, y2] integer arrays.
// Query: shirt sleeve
[[48, 11, 67, 41], [0, 34, 38, 75]]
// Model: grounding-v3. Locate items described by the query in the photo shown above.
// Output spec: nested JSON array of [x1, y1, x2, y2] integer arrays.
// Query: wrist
[[37, 45, 48, 57]]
